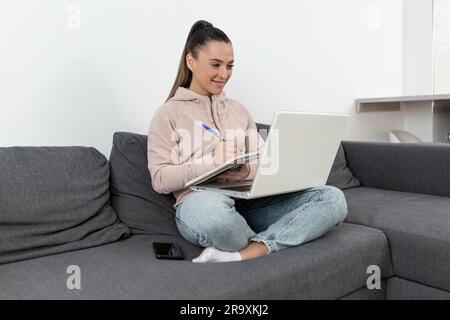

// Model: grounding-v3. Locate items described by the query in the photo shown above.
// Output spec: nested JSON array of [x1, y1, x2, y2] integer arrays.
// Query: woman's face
[[186, 40, 234, 96]]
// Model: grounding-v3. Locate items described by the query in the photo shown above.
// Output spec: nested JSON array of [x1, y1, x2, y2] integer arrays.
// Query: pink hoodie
[[147, 87, 265, 209]]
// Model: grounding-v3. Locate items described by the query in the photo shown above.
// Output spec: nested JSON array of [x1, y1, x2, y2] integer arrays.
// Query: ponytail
[[166, 20, 231, 102]]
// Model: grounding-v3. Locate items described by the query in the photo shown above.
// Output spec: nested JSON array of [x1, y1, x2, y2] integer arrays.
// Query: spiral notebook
[[184, 151, 260, 188]]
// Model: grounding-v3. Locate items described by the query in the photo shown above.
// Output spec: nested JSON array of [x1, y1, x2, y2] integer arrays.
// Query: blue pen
[[202, 124, 225, 141]]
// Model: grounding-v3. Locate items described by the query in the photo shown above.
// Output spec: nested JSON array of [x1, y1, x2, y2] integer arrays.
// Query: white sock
[[192, 246, 242, 263]]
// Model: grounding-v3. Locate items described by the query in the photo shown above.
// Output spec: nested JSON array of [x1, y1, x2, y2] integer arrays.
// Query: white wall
[[403, 0, 433, 95], [433, 0, 450, 94], [0, 0, 404, 156]]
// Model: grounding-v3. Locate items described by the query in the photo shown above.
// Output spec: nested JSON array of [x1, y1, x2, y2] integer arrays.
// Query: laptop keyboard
[[220, 185, 252, 192]]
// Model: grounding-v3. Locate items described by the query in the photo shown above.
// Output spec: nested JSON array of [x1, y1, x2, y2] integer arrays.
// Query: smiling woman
[[147, 19, 348, 264], [150, 20, 260, 202]]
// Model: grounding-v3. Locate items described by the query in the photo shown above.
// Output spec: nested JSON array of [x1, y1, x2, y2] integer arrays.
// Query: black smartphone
[[153, 242, 184, 260]]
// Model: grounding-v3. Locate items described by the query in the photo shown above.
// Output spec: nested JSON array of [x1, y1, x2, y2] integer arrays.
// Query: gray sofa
[[0, 123, 449, 300]]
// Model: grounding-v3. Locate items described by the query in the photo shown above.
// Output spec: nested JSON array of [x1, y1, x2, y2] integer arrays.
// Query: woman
[[148, 20, 348, 263]]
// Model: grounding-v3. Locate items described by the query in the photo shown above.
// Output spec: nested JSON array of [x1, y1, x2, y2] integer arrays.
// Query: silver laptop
[[190, 111, 349, 199]]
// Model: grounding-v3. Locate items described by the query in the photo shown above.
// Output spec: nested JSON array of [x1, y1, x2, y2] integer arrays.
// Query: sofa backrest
[[0, 146, 129, 265], [342, 141, 450, 198]]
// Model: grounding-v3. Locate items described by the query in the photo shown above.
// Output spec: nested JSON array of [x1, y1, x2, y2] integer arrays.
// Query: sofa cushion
[[0, 223, 392, 299], [109, 132, 179, 235], [343, 187, 450, 292], [0, 147, 130, 265], [387, 277, 450, 300], [326, 144, 361, 190]]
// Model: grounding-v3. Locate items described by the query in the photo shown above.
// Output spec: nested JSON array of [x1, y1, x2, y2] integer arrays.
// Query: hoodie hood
[[170, 87, 228, 104]]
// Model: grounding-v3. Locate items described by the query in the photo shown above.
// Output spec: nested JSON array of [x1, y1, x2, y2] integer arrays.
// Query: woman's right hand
[[211, 140, 242, 167]]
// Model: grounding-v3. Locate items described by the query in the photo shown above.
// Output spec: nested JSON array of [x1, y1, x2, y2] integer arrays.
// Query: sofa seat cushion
[[343, 187, 450, 291], [387, 277, 450, 300], [0, 223, 391, 299]]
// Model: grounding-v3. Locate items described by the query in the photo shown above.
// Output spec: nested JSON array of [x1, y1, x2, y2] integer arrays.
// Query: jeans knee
[[323, 185, 348, 224], [177, 191, 233, 228], [176, 191, 253, 251]]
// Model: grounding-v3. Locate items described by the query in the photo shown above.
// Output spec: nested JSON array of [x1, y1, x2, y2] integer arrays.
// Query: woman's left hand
[[212, 164, 251, 183]]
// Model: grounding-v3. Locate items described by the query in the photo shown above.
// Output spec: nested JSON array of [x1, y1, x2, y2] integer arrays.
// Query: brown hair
[[166, 20, 232, 102]]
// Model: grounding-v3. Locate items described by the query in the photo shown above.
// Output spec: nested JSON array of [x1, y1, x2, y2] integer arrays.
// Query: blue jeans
[[175, 185, 348, 253]]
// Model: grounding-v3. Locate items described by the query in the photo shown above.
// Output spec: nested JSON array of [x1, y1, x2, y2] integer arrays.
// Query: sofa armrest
[[341, 141, 450, 198]]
